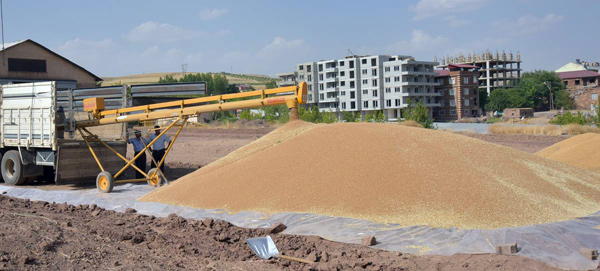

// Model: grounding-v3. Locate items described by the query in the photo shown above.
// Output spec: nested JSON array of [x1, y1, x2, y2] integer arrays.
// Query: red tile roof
[[557, 70, 600, 79], [434, 70, 450, 77], [448, 64, 479, 69]]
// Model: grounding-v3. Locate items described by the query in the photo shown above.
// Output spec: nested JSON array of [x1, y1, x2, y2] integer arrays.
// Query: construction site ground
[[1, 124, 596, 270]]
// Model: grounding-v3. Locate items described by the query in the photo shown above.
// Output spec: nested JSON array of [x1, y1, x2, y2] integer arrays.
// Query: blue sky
[[4, 0, 598, 77]]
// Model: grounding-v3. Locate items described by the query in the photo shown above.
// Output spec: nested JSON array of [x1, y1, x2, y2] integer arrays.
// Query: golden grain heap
[[537, 133, 600, 174], [140, 121, 600, 229]]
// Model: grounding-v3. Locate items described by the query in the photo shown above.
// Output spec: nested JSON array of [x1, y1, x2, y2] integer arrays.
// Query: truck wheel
[[96, 171, 114, 193], [147, 168, 163, 187], [1, 150, 26, 185]]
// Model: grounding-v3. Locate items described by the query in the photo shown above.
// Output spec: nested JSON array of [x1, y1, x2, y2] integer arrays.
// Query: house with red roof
[[557, 70, 600, 110]]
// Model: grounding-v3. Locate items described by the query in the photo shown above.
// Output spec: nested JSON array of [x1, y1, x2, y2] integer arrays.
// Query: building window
[[439, 110, 445, 116], [340, 71, 345, 77], [385, 77, 391, 83], [340, 81, 346, 87], [299, 65, 304, 70], [320, 94, 324, 100], [590, 78, 596, 84], [363, 101, 368, 108], [350, 81, 355, 88], [308, 94, 312, 100], [362, 79, 368, 85], [340, 61, 345, 67], [373, 100, 378, 107], [350, 71, 355, 79], [318, 64, 323, 72], [362, 69, 367, 75], [592, 94, 599, 100], [319, 74, 323, 80], [450, 99, 456, 106], [473, 76, 477, 83], [299, 75, 304, 80], [394, 66, 399, 71], [307, 65, 311, 72], [363, 89, 368, 95], [350, 91, 356, 98], [372, 79, 377, 87], [372, 69, 377, 76], [450, 89, 455, 95], [386, 100, 391, 107], [371, 58, 376, 66], [440, 100, 445, 106], [342, 102, 346, 109], [464, 99, 470, 106], [385, 87, 391, 93], [394, 87, 400, 92], [394, 76, 400, 82], [413, 66, 420, 72], [341, 91, 346, 96], [8, 58, 47, 73], [362, 59, 367, 64], [319, 84, 324, 90], [575, 80, 580, 85], [450, 109, 456, 115], [372, 90, 378, 97], [395, 99, 401, 106], [307, 75, 312, 82], [464, 77, 469, 84], [385, 67, 390, 72], [351, 101, 356, 109], [413, 77, 419, 82], [464, 88, 469, 95], [349, 61, 354, 68], [450, 77, 456, 84]]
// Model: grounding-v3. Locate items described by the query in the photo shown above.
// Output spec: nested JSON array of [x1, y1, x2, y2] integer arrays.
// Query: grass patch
[[488, 124, 600, 136]]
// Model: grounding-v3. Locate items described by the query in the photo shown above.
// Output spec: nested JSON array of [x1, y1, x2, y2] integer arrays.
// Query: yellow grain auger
[[75, 82, 307, 193]]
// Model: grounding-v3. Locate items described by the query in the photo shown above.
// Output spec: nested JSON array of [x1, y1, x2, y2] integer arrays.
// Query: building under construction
[[435, 51, 521, 95]]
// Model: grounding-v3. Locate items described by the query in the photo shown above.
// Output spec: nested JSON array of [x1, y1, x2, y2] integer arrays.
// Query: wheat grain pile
[[141, 121, 600, 229], [537, 133, 600, 174]]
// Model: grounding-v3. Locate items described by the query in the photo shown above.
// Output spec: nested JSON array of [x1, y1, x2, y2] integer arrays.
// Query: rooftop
[[557, 70, 600, 79]]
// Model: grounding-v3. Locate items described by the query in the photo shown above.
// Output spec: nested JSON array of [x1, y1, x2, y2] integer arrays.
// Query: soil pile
[[0, 196, 567, 271], [537, 133, 600, 173], [141, 121, 600, 229]]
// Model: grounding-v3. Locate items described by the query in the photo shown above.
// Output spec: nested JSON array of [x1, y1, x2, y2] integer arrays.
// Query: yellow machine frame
[[76, 82, 307, 193]]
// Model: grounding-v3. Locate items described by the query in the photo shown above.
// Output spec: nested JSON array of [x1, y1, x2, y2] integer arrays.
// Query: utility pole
[[544, 81, 554, 111], [181, 63, 187, 78], [1, 0, 5, 66]]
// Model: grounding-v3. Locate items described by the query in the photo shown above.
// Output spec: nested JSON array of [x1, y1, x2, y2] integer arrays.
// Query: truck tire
[[1, 150, 26, 185], [96, 171, 114, 193], [0, 152, 3, 182]]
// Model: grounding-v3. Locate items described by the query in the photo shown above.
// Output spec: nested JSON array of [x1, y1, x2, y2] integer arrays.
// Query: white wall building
[[278, 54, 439, 120]]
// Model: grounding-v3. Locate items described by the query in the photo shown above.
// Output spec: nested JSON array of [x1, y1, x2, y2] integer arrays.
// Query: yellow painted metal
[[115, 178, 148, 184], [152, 117, 188, 177], [78, 128, 105, 172], [112, 117, 180, 179], [80, 128, 149, 178], [98, 176, 109, 190]]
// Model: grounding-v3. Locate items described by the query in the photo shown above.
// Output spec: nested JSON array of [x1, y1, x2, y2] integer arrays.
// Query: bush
[[239, 109, 260, 121], [400, 100, 434, 129], [365, 110, 385, 123], [549, 111, 589, 125], [342, 111, 361, 122], [298, 106, 338, 124]]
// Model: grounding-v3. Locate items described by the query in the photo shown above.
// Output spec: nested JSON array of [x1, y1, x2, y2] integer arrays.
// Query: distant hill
[[101, 72, 278, 89]]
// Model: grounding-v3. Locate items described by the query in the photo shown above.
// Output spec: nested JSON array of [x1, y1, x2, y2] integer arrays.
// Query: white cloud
[[388, 30, 448, 54], [444, 15, 470, 27], [410, 0, 489, 20], [200, 8, 228, 20], [257, 37, 304, 57], [492, 13, 564, 36], [123, 21, 204, 43], [59, 38, 116, 51]]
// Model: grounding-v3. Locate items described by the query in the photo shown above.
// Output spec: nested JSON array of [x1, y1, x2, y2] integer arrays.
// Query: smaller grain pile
[[141, 121, 600, 229], [537, 133, 600, 174]]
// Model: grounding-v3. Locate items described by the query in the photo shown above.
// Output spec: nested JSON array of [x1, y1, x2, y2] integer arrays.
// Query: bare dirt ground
[[455, 132, 567, 153], [0, 195, 581, 271]]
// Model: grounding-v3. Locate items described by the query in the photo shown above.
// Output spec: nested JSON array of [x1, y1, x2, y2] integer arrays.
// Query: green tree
[[401, 100, 434, 129], [265, 80, 278, 89], [365, 110, 385, 122], [342, 111, 361, 122], [158, 75, 178, 83]]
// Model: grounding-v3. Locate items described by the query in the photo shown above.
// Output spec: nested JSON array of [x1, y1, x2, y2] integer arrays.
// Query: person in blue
[[149, 125, 171, 173], [126, 130, 149, 179]]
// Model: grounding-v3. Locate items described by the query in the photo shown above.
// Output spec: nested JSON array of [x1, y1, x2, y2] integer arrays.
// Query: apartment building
[[436, 50, 521, 95], [434, 64, 481, 121], [276, 72, 297, 87], [557, 70, 600, 110], [278, 55, 439, 120]]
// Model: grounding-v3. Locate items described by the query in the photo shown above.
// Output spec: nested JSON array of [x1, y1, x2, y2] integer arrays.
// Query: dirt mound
[[537, 133, 600, 173], [0, 196, 568, 271], [141, 121, 600, 229]]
